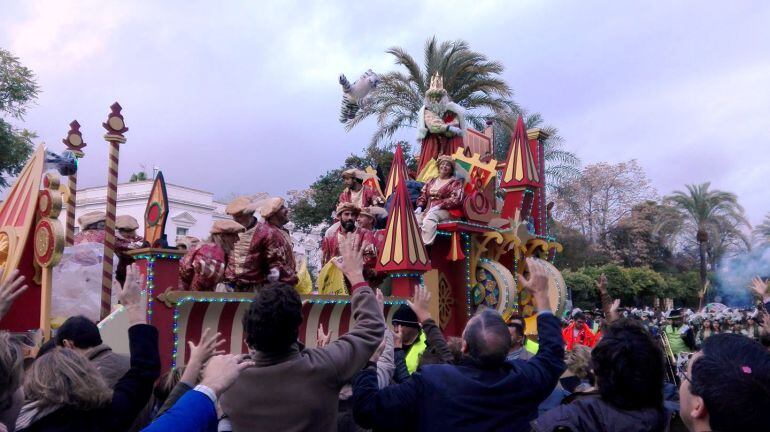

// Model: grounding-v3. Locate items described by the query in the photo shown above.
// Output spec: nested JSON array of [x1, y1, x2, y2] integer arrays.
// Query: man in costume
[[416, 73, 466, 175], [226, 197, 297, 292], [74, 211, 106, 244], [179, 220, 245, 291], [562, 309, 597, 351], [414, 156, 464, 245], [318, 203, 375, 294], [325, 169, 385, 239], [339, 169, 384, 209], [226, 196, 259, 230], [663, 308, 696, 357], [114, 215, 144, 286]]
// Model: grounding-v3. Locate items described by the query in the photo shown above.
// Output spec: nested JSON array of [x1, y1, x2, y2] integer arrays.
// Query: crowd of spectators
[[1, 236, 769, 432]]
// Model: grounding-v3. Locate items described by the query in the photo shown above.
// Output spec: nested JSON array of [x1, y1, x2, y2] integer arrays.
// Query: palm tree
[[753, 213, 770, 245], [347, 36, 517, 145], [660, 183, 750, 305], [493, 112, 581, 194]]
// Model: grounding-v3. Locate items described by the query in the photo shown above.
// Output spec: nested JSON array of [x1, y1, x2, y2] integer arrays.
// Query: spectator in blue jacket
[[351, 257, 566, 432], [142, 354, 254, 432]]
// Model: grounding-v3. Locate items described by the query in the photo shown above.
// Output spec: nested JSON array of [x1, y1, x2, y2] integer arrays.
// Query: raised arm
[[0, 268, 28, 320], [311, 233, 385, 384], [516, 258, 566, 398], [410, 285, 453, 364]]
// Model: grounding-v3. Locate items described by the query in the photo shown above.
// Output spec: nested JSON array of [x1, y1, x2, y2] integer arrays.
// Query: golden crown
[[427, 73, 445, 94]]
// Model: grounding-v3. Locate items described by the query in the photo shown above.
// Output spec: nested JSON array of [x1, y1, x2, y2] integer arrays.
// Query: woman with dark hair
[[532, 319, 669, 432], [15, 265, 160, 432]]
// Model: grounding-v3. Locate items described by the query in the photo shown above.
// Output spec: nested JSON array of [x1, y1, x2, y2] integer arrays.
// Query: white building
[[61, 181, 325, 273], [62, 180, 230, 245]]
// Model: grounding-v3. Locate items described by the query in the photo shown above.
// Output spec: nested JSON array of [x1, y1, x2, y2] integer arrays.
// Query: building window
[[176, 227, 188, 236]]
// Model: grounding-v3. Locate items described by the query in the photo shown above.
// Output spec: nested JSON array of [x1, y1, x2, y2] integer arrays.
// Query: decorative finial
[[62, 120, 86, 152], [103, 102, 129, 136]]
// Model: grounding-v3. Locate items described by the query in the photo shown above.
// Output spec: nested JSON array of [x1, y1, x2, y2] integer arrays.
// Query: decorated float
[[0, 80, 566, 373]]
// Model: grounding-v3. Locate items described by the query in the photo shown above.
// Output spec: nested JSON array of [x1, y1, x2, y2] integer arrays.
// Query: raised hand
[[517, 257, 552, 312], [117, 264, 146, 325], [332, 233, 365, 286], [183, 327, 226, 385], [608, 299, 621, 323], [199, 354, 255, 397], [595, 273, 608, 293], [750, 276, 768, 300], [317, 324, 331, 348], [0, 268, 28, 320], [407, 285, 432, 323]]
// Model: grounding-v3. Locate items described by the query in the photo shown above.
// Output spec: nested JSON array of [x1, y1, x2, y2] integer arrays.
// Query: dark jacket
[[87, 343, 131, 388], [352, 312, 565, 432], [393, 318, 454, 382], [220, 285, 385, 432], [18, 325, 160, 432], [531, 395, 669, 432]]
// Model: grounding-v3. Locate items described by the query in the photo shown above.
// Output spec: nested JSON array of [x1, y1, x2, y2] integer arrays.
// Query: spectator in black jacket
[[392, 286, 454, 382], [532, 319, 669, 432], [352, 257, 566, 432], [15, 264, 160, 432]]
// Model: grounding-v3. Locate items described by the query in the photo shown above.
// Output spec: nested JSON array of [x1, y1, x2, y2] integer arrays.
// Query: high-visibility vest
[[405, 332, 427, 374]]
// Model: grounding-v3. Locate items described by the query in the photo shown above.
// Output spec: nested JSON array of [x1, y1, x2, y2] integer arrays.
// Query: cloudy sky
[[2, 1, 769, 224]]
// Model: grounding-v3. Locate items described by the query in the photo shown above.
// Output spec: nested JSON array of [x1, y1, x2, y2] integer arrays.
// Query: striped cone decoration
[[100, 103, 128, 320]]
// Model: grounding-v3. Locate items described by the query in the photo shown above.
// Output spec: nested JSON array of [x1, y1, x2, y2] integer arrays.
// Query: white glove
[[268, 267, 280, 282], [447, 125, 463, 136], [414, 207, 423, 214]]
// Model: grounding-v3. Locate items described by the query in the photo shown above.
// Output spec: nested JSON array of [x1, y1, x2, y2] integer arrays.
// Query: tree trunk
[[697, 231, 708, 311]]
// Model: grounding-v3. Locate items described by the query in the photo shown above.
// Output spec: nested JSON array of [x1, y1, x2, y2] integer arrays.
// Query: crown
[[427, 73, 445, 95]]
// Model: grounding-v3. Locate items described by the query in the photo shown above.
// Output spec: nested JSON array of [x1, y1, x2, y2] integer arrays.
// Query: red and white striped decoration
[[65, 172, 77, 246], [172, 300, 402, 367], [100, 141, 120, 319]]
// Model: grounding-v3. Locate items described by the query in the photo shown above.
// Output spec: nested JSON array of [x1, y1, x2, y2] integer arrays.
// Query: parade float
[[0, 76, 567, 373]]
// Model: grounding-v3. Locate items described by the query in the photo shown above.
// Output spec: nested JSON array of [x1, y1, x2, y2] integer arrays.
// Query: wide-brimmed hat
[[78, 211, 105, 228], [211, 219, 247, 234], [226, 196, 256, 216], [260, 197, 285, 218], [341, 168, 369, 181], [336, 202, 361, 217], [358, 206, 387, 220], [116, 215, 139, 230]]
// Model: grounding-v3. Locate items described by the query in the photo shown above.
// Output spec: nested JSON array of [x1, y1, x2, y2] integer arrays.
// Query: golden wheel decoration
[[438, 273, 454, 329], [33, 219, 63, 268]]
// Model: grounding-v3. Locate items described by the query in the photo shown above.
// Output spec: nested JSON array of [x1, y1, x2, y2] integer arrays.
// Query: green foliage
[[129, 171, 148, 182], [562, 265, 700, 310], [0, 48, 39, 188], [752, 213, 770, 246], [288, 142, 416, 229]]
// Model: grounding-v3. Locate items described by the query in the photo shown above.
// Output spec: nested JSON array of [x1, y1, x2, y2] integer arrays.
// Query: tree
[[605, 201, 678, 271], [553, 160, 656, 245], [347, 36, 516, 145], [753, 213, 770, 245], [493, 112, 580, 194], [659, 182, 750, 301], [129, 171, 148, 182], [0, 48, 39, 188]]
